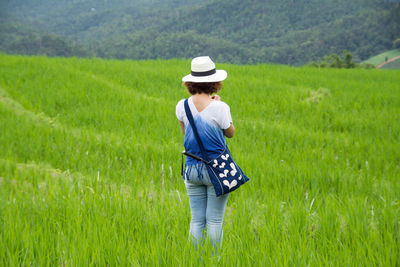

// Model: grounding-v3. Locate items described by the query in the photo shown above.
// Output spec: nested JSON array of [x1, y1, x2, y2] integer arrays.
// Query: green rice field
[[0, 54, 399, 266]]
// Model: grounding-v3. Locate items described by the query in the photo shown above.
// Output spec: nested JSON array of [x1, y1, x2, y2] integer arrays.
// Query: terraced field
[[0, 54, 399, 266], [381, 57, 400, 69], [364, 49, 400, 68]]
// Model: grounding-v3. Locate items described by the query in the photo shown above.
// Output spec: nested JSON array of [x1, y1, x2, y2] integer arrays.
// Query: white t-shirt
[[176, 97, 233, 130], [176, 97, 233, 165]]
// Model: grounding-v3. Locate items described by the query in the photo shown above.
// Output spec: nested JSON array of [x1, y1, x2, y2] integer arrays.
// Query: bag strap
[[184, 99, 209, 162]]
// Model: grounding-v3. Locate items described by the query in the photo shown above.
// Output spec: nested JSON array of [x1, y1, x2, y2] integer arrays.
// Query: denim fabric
[[184, 162, 229, 252]]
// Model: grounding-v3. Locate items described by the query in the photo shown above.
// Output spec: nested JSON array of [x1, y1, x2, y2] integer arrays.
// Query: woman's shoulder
[[176, 98, 187, 109], [176, 98, 188, 121], [211, 100, 230, 110]]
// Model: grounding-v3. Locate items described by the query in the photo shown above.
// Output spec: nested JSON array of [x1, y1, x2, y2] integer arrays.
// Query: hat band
[[191, 68, 216, 77]]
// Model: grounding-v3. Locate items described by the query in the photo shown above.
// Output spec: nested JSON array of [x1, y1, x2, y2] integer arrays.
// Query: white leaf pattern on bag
[[221, 154, 230, 161], [212, 160, 218, 168], [219, 162, 226, 168], [230, 163, 237, 176], [223, 179, 237, 189], [219, 169, 229, 178]]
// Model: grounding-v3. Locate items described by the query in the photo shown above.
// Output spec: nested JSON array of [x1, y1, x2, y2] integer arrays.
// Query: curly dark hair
[[183, 82, 223, 95]]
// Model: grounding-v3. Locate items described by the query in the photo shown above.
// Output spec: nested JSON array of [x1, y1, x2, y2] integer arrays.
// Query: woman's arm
[[224, 123, 235, 138], [178, 120, 185, 134], [211, 95, 234, 138]]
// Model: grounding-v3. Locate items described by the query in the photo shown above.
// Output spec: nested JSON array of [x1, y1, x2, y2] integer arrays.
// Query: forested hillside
[[0, 23, 89, 57], [1, 0, 399, 65]]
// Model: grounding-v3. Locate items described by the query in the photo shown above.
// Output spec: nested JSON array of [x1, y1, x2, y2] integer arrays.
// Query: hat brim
[[182, 70, 227, 83]]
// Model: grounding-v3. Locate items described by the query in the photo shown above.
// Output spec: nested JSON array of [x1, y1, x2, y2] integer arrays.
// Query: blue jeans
[[184, 163, 229, 251]]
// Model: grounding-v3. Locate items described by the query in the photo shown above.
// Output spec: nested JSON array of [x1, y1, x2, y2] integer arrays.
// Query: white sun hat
[[182, 56, 227, 83]]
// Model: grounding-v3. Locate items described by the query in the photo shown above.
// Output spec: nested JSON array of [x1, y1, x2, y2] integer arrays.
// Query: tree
[[343, 50, 355, 68], [307, 50, 371, 69], [393, 38, 400, 49]]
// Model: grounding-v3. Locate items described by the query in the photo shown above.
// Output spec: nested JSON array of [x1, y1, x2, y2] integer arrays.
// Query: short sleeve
[[175, 99, 185, 122], [216, 102, 233, 130]]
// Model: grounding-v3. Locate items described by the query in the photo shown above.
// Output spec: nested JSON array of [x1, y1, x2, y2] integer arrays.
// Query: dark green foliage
[[0, 24, 90, 57], [307, 51, 376, 69], [2, 0, 400, 64], [394, 38, 400, 48], [95, 31, 256, 64]]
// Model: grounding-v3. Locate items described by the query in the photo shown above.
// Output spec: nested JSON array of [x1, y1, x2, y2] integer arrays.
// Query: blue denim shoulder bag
[[183, 99, 249, 196]]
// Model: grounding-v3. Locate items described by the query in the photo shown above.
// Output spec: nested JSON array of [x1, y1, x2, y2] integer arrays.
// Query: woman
[[175, 56, 235, 252]]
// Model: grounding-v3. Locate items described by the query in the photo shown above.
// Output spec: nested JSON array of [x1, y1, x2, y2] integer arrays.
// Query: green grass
[[363, 49, 400, 66], [0, 53, 399, 266]]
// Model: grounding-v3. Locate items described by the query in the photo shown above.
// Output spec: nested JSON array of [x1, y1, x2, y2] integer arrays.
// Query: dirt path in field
[[376, 55, 400, 68]]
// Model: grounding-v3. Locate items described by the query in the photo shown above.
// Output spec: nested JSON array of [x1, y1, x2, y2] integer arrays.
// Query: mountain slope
[[0, 23, 90, 57], [2, 0, 399, 65]]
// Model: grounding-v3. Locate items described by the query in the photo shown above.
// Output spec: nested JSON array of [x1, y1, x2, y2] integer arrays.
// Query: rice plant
[[0, 54, 399, 266]]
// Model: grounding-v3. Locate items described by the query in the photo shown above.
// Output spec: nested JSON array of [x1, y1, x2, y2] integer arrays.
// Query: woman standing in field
[[176, 56, 235, 252]]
